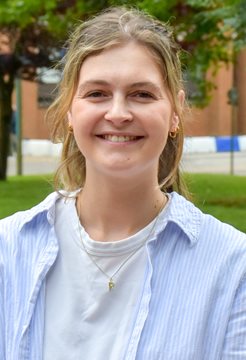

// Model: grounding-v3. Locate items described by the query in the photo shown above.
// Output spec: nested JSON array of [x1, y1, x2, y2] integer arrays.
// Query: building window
[[37, 82, 58, 108], [37, 68, 61, 108]]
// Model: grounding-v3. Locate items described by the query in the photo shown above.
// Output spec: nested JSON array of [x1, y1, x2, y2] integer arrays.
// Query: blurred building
[[18, 49, 246, 140]]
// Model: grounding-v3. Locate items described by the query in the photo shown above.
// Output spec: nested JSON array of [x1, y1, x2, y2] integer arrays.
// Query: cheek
[[157, 131, 169, 151], [73, 123, 91, 146], [70, 108, 90, 132], [150, 113, 172, 150], [148, 110, 172, 134], [71, 102, 102, 129]]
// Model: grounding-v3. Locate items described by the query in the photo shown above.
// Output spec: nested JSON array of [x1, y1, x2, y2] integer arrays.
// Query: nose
[[104, 95, 133, 125]]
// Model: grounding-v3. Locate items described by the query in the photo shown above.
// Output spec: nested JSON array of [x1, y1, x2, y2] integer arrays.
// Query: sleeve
[[0, 229, 6, 359], [222, 273, 246, 359]]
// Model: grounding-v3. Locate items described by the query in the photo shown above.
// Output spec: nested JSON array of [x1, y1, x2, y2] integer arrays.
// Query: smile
[[98, 135, 142, 142]]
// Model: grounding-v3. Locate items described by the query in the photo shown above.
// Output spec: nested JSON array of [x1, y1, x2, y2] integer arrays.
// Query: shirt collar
[[19, 191, 60, 231], [18, 190, 82, 232], [154, 192, 202, 247], [18, 191, 201, 246]]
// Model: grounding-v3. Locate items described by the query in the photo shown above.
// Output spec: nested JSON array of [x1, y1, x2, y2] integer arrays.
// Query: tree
[[137, 0, 246, 105], [0, 0, 245, 180], [0, 0, 108, 180]]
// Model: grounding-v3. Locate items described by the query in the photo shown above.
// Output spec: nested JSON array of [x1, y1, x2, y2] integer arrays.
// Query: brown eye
[[136, 92, 154, 98], [87, 91, 106, 98], [131, 91, 156, 101]]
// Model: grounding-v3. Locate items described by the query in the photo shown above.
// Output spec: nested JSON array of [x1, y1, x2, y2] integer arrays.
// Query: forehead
[[78, 42, 165, 84]]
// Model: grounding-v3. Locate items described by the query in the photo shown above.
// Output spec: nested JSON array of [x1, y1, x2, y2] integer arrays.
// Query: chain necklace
[[77, 195, 167, 291]]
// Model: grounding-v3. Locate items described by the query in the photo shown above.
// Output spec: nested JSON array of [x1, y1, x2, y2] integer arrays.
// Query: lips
[[97, 134, 143, 142]]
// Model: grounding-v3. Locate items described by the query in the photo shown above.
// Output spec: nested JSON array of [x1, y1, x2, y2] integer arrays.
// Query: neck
[[76, 175, 166, 242]]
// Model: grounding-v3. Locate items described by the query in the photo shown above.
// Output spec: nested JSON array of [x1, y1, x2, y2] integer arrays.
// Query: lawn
[[0, 174, 53, 219], [185, 173, 246, 233], [0, 173, 245, 233]]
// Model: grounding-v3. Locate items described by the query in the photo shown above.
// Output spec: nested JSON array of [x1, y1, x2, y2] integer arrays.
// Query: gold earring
[[68, 124, 73, 134], [169, 126, 179, 139]]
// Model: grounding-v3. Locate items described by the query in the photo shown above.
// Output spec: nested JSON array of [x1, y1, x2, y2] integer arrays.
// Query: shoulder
[[0, 192, 62, 256], [168, 192, 246, 249], [164, 192, 246, 285], [0, 190, 79, 240], [0, 192, 59, 231], [0, 191, 74, 272]]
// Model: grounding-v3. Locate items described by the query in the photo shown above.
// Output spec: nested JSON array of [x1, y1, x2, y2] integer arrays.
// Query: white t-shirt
[[43, 196, 167, 360]]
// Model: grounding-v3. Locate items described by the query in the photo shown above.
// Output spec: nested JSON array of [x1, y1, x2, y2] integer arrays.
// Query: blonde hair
[[46, 7, 188, 194]]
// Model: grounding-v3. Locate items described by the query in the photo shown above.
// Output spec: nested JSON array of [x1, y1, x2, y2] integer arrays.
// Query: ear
[[170, 90, 185, 131], [170, 114, 179, 132], [178, 89, 185, 109]]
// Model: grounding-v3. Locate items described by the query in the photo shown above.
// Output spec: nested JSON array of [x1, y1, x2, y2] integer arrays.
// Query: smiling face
[[69, 41, 180, 184]]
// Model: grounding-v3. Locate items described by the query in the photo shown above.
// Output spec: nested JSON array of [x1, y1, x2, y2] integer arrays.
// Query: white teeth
[[103, 135, 138, 142]]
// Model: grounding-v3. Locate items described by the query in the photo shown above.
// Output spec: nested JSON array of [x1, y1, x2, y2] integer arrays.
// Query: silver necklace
[[77, 195, 167, 291]]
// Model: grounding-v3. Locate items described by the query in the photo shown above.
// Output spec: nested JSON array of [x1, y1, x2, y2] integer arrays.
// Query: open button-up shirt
[[0, 192, 246, 359]]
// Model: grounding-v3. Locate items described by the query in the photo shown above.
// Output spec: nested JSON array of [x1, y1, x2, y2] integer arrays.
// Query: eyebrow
[[78, 80, 109, 93], [77, 80, 163, 94], [129, 82, 163, 94]]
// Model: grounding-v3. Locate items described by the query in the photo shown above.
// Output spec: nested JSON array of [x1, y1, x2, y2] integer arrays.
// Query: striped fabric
[[0, 192, 246, 359]]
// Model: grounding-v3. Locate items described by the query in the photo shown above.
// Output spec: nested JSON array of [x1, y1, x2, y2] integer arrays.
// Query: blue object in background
[[216, 136, 240, 152]]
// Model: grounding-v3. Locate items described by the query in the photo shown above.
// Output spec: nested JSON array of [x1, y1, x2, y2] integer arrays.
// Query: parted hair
[[45, 6, 188, 194]]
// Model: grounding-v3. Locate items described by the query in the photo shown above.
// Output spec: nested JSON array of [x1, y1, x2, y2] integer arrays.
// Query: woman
[[1, 7, 246, 360]]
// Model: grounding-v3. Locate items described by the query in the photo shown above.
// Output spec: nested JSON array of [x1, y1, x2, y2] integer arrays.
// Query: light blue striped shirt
[[0, 192, 246, 359]]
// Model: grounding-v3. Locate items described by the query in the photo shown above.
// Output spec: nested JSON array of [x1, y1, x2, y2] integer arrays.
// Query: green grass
[[186, 173, 246, 233], [0, 173, 245, 233], [0, 175, 53, 219]]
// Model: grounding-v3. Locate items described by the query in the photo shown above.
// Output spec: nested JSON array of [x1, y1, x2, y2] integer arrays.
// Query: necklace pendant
[[109, 278, 115, 291]]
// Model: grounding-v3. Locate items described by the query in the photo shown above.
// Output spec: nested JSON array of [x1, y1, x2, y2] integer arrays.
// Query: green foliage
[[181, 0, 242, 105], [0, 0, 56, 29], [133, 0, 246, 106], [0, 0, 246, 105], [136, 0, 177, 20], [0, 1, 245, 183]]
